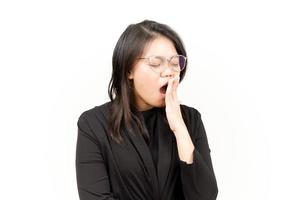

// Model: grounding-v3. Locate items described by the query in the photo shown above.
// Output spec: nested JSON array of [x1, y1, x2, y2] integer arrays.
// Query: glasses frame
[[138, 55, 187, 74]]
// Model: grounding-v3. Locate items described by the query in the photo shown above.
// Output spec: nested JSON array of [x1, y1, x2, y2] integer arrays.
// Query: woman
[[76, 20, 218, 200]]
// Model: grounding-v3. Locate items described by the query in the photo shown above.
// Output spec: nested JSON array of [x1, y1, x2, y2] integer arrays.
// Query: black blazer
[[76, 102, 218, 200]]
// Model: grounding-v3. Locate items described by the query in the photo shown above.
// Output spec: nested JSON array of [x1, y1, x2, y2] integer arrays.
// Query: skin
[[128, 36, 195, 163]]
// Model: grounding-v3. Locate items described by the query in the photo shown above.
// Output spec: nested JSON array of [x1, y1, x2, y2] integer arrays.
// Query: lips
[[159, 83, 168, 94]]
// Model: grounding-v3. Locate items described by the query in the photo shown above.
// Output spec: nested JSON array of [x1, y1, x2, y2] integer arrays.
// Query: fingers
[[165, 75, 180, 106], [165, 78, 172, 106], [172, 75, 180, 101]]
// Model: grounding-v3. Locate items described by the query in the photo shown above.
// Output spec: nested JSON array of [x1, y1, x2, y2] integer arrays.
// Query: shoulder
[[179, 104, 206, 138], [78, 101, 111, 122], [77, 101, 112, 138], [179, 103, 202, 121]]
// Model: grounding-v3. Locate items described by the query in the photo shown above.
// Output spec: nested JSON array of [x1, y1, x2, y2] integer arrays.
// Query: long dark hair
[[107, 20, 188, 144]]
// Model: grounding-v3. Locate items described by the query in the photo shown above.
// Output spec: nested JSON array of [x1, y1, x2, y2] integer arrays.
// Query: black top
[[141, 107, 160, 175], [76, 101, 218, 200]]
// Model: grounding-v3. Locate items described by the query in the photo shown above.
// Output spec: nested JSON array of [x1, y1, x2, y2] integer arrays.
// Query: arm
[[163, 75, 218, 199], [76, 113, 119, 200], [176, 109, 218, 200]]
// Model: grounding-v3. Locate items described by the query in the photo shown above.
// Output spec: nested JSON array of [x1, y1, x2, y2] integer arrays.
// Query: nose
[[160, 65, 179, 78]]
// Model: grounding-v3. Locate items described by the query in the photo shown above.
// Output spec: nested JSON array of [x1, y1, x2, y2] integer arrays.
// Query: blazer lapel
[[124, 127, 160, 200], [123, 108, 174, 198]]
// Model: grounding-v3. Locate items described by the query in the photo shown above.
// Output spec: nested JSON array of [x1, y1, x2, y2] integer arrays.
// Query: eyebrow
[[148, 54, 178, 58]]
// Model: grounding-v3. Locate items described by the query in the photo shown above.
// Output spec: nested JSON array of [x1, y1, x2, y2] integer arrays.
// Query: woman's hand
[[165, 75, 195, 163], [165, 75, 186, 134]]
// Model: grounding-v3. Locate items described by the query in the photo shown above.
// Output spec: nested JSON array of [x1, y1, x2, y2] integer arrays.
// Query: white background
[[0, 0, 299, 199]]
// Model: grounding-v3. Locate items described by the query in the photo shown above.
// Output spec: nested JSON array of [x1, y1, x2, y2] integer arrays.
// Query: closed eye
[[149, 63, 160, 67]]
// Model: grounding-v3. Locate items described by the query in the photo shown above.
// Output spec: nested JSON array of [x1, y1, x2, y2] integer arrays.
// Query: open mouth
[[160, 83, 168, 94]]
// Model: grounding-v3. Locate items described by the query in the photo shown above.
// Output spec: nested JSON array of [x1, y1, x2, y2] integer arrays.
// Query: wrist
[[173, 122, 188, 138]]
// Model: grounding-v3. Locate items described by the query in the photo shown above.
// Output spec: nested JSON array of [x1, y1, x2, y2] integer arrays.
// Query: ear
[[127, 71, 134, 80]]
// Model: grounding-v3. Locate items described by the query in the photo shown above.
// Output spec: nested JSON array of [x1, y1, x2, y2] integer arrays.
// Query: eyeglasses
[[138, 55, 187, 73]]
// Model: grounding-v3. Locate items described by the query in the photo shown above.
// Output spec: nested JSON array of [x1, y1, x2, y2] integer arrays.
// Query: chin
[[156, 101, 166, 108], [143, 96, 165, 108]]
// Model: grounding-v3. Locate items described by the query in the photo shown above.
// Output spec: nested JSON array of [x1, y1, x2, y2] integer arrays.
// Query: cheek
[[135, 75, 154, 95], [134, 70, 157, 97]]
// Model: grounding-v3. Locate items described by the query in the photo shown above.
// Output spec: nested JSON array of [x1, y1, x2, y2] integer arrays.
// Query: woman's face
[[128, 36, 180, 111]]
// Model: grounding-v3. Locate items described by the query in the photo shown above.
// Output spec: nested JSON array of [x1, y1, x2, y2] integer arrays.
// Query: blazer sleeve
[[76, 112, 119, 200], [179, 109, 218, 200]]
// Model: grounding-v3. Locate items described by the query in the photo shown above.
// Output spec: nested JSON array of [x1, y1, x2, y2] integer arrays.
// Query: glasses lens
[[170, 55, 186, 71], [179, 55, 186, 70], [148, 56, 163, 73], [149, 56, 162, 66], [147, 55, 186, 73]]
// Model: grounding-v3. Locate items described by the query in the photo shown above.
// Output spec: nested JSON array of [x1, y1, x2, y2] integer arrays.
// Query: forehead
[[142, 36, 178, 57]]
